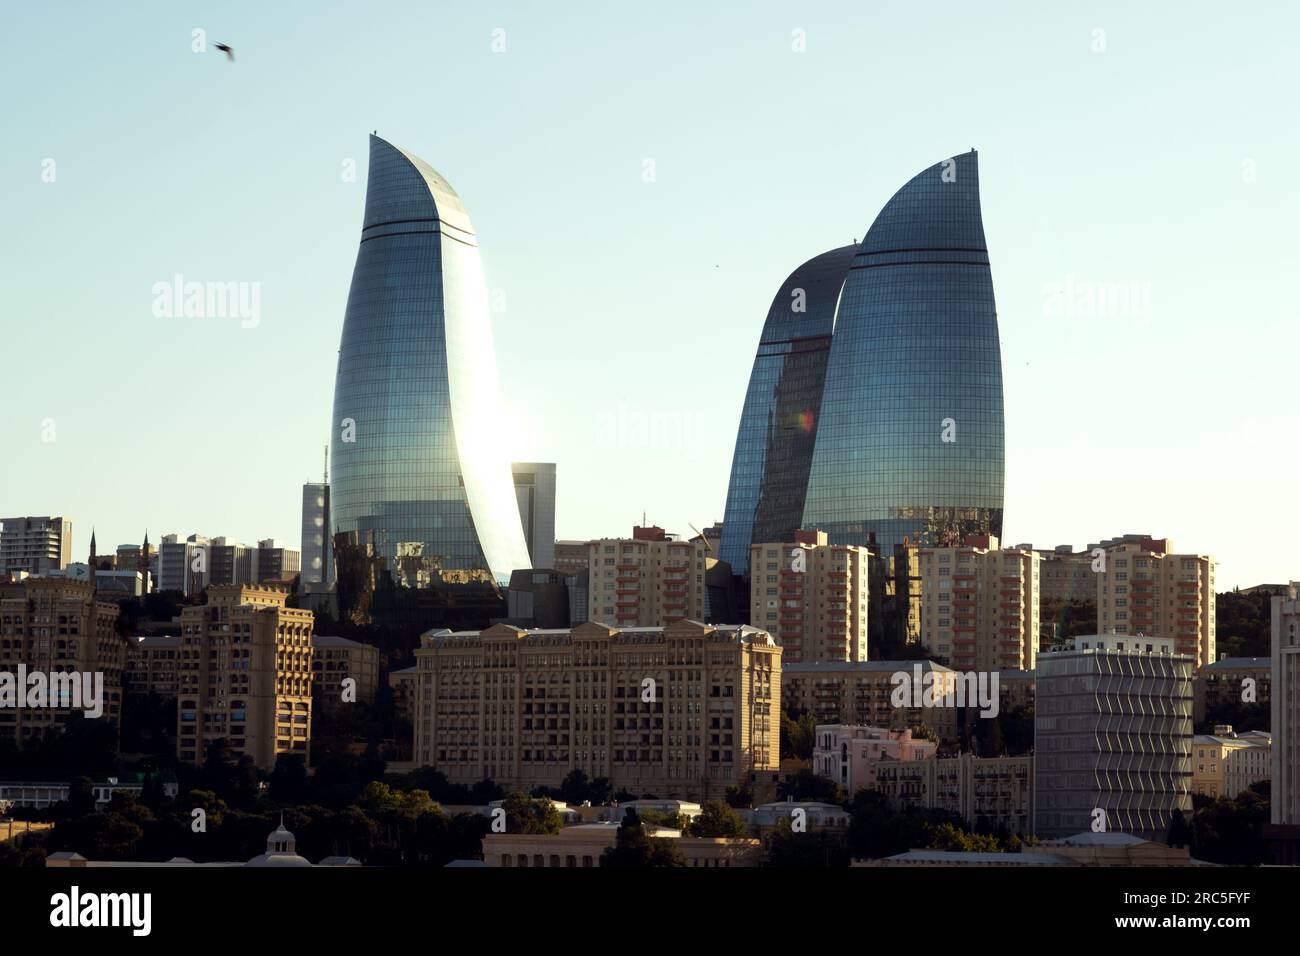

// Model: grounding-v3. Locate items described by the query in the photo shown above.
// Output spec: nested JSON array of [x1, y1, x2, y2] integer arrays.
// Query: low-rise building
[[482, 823, 762, 868], [811, 725, 936, 795], [873, 752, 1034, 836]]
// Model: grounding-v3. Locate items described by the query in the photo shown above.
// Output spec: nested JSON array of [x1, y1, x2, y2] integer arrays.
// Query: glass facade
[[330, 135, 530, 592], [802, 150, 1004, 554], [718, 246, 855, 577]]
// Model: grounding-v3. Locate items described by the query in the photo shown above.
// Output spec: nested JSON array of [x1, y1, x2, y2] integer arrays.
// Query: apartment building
[[124, 634, 182, 697], [413, 619, 781, 798], [176, 585, 313, 769], [254, 539, 300, 584], [157, 534, 210, 596], [0, 578, 125, 744], [0, 516, 72, 575], [919, 535, 1039, 671], [873, 752, 1035, 837], [587, 527, 710, 627], [1195, 656, 1270, 723], [311, 634, 380, 709], [1035, 634, 1192, 841], [1096, 537, 1215, 666], [748, 531, 869, 664], [782, 661, 960, 745]]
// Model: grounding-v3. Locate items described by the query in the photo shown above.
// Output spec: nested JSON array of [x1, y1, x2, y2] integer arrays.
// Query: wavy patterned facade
[[802, 150, 1004, 553], [330, 135, 529, 592], [718, 246, 855, 577]]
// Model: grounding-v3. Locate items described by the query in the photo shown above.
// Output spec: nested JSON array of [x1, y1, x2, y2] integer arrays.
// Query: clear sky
[[2, 0, 1296, 589]]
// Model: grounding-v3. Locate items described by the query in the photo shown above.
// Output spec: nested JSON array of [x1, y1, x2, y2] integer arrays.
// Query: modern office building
[[301, 481, 332, 586], [176, 585, 313, 769], [718, 246, 856, 578], [748, 530, 870, 663], [330, 134, 530, 603], [0, 516, 72, 575], [208, 538, 253, 587], [254, 539, 300, 584], [802, 151, 1004, 554], [157, 533, 210, 596], [506, 569, 571, 628], [1035, 635, 1193, 841], [918, 534, 1040, 671], [1095, 536, 1215, 666], [512, 463, 556, 571], [0, 578, 126, 744], [412, 619, 781, 798]]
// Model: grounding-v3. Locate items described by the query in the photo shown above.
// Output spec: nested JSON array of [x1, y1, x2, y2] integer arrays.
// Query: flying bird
[[215, 43, 234, 61]]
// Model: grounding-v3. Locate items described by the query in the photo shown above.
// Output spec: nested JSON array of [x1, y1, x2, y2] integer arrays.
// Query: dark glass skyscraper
[[718, 246, 856, 577], [802, 150, 1004, 553], [330, 135, 529, 595]]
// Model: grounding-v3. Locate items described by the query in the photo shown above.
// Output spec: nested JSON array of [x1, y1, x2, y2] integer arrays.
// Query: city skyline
[[3, 2, 1297, 591]]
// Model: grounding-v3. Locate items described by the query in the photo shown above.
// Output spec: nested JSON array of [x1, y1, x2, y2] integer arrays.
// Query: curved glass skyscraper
[[802, 150, 1004, 553], [330, 135, 530, 594], [718, 245, 856, 577]]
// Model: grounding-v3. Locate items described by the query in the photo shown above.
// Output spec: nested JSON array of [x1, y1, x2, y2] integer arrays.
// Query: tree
[[600, 810, 687, 868], [724, 784, 752, 809], [927, 822, 1001, 852], [269, 755, 310, 804], [764, 819, 850, 868], [780, 708, 817, 760], [67, 777, 97, 818], [689, 800, 748, 838], [501, 792, 562, 835], [776, 769, 845, 804], [1166, 809, 1193, 848]]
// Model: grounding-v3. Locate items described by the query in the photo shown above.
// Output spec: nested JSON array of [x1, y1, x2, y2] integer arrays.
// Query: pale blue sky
[[1, 1, 1295, 589]]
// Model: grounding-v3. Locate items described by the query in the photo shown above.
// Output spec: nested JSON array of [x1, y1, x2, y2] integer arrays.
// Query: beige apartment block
[[176, 585, 313, 770], [125, 634, 181, 697], [311, 634, 380, 710], [919, 535, 1039, 672], [587, 527, 709, 627], [0, 578, 125, 743], [1097, 538, 1215, 666], [781, 661, 960, 746], [873, 752, 1035, 836], [1035, 546, 1096, 603], [413, 619, 781, 799], [748, 530, 869, 664]]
